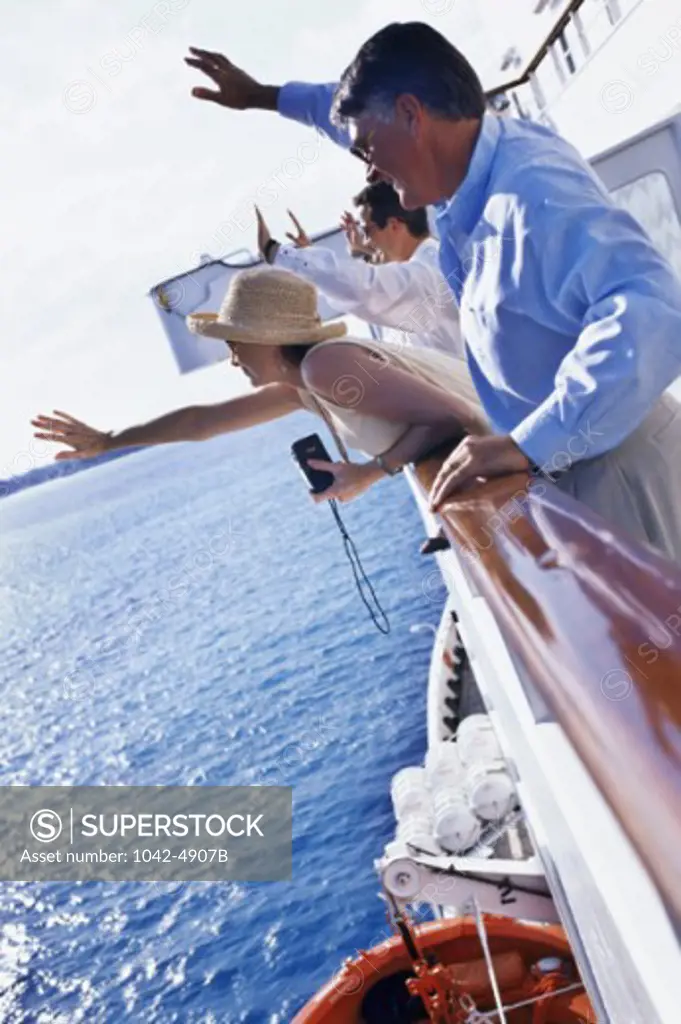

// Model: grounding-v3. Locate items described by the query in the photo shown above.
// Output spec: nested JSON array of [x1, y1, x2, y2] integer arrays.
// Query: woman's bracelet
[[375, 454, 403, 477]]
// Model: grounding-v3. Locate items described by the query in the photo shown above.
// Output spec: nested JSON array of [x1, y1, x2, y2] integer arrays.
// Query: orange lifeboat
[[293, 913, 595, 1023]]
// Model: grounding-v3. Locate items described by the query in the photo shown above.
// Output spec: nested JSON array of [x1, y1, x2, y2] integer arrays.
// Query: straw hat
[[186, 266, 347, 345]]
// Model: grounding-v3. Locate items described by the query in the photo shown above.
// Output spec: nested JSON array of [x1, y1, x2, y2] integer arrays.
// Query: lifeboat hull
[[293, 915, 595, 1023]]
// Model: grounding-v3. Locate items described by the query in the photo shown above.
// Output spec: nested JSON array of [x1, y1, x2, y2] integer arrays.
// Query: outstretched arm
[[255, 207, 448, 332], [273, 242, 447, 330], [185, 47, 348, 147], [32, 384, 303, 460], [277, 81, 348, 147]]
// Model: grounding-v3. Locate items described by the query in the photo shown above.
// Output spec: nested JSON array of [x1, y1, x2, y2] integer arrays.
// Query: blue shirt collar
[[435, 112, 502, 244]]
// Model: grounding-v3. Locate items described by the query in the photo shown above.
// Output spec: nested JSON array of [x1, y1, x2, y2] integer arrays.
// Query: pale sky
[[0, 0, 583, 476]]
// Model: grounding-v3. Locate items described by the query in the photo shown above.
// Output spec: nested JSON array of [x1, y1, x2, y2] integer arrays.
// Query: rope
[[466, 983, 585, 1021], [472, 899, 508, 1024], [329, 500, 390, 635], [307, 393, 390, 635], [467, 901, 586, 1023]]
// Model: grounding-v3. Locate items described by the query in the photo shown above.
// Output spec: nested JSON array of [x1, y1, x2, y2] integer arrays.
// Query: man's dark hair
[[332, 22, 485, 125], [353, 181, 428, 238]]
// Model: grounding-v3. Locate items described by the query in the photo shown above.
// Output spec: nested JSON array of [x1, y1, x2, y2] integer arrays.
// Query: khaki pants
[[555, 393, 681, 565]]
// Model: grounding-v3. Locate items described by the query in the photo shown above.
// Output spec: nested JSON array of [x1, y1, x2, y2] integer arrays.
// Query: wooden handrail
[[413, 458, 681, 924]]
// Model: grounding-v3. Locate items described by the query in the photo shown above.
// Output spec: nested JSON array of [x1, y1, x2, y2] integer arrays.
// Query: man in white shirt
[[256, 181, 463, 357]]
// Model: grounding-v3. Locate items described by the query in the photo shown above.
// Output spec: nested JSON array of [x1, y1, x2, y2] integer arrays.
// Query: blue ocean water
[[0, 412, 446, 1022]]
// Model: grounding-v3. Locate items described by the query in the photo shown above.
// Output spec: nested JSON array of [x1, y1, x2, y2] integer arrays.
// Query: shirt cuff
[[277, 82, 315, 124], [510, 401, 574, 473]]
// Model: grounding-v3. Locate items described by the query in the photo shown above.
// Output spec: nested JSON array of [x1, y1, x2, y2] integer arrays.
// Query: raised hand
[[184, 47, 274, 109], [285, 210, 311, 248], [31, 411, 112, 461], [340, 211, 375, 259], [254, 205, 279, 263]]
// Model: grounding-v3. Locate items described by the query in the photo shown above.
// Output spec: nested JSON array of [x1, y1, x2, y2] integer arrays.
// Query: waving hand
[[31, 411, 112, 461]]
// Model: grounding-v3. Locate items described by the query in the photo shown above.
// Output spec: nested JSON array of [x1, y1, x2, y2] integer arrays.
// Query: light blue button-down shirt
[[278, 82, 681, 468]]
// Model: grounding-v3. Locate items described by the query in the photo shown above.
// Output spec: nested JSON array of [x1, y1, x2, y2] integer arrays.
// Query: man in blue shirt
[[186, 24, 681, 562]]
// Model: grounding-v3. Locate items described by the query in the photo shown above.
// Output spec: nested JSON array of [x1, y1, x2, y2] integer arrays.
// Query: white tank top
[[299, 336, 487, 459]]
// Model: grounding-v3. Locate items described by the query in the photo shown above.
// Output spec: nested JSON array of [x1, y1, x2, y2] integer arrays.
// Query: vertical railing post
[[604, 0, 623, 26], [549, 44, 568, 86], [529, 72, 548, 117], [572, 8, 592, 59]]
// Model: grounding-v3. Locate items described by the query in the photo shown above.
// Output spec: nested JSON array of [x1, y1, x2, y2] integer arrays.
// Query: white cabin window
[[611, 171, 681, 281]]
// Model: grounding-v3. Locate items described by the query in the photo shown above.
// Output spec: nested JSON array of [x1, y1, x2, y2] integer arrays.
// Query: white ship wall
[[149, 230, 366, 374], [540, 0, 681, 156]]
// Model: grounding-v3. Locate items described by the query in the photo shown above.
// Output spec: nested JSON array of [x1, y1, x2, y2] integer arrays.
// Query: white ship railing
[[486, 0, 646, 127]]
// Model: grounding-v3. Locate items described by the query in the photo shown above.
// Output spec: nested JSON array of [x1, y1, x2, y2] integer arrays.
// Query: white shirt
[[273, 237, 463, 357]]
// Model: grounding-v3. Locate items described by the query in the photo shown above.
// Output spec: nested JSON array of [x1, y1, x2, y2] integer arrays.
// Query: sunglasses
[[349, 126, 377, 166], [350, 145, 370, 165]]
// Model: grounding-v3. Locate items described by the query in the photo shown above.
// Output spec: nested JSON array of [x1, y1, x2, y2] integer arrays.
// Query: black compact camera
[[291, 433, 335, 494]]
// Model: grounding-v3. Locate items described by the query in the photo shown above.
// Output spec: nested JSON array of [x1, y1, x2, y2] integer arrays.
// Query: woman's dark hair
[[331, 22, 485, 126], [353, 181, 428, 238], [279, 343, 317, 368]]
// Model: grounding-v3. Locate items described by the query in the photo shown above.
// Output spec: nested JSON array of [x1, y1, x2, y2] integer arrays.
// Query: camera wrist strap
[[309, 396, 390, 635]]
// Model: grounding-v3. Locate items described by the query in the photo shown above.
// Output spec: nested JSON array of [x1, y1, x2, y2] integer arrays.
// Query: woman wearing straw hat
[[32, 267, 488, 503]]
